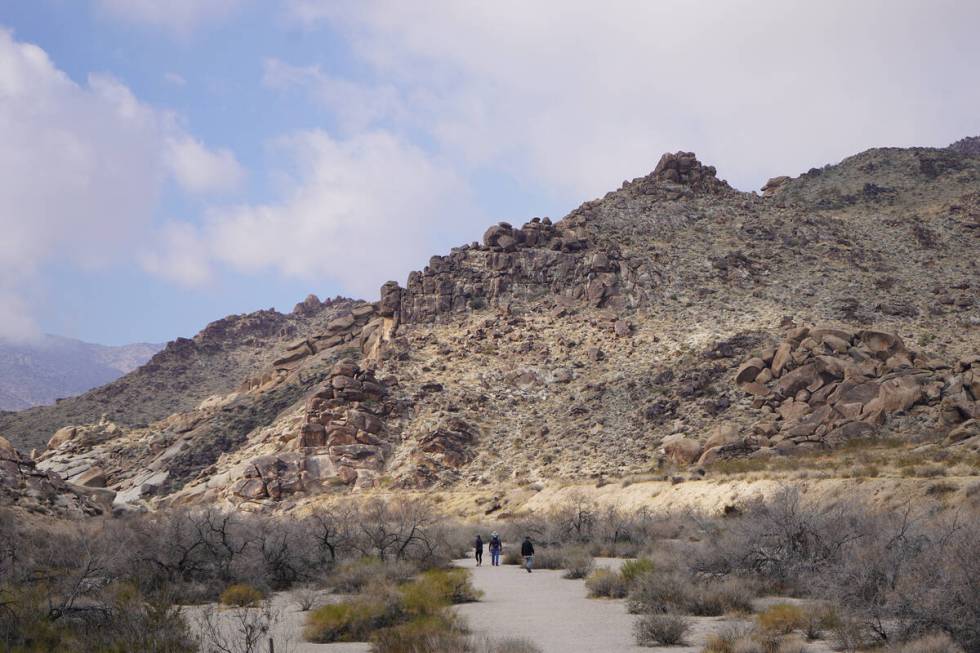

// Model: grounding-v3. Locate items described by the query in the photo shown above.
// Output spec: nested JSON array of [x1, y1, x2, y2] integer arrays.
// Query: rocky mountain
[[1, 139, 978, 515], [0, 335, 162, 412]]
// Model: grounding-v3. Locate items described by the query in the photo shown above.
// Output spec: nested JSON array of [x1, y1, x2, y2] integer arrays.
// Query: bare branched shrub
[[633, 613, 690, 646], [290, 584, 321, 611], [195, 600, 284, 653]]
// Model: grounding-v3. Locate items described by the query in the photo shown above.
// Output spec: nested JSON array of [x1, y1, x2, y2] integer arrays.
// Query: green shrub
[[303, 596, 399, 643], [620, 558, 655, 585], [585, 568, 628, 598], [371, 614, 467, 653], [757, 603, 807, 635], [634, 613, 690, 646], [219, 583, 263, 607], [415, 568, 482, 605]]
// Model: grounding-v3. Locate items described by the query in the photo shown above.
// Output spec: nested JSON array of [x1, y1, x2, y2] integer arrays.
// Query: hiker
[[474, 534, 484, 566], [521, 536, 534, 573], [489, 531, 502, 566]]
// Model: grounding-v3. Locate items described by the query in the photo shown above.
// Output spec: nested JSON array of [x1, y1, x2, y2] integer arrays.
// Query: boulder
[[662, 436, 703, 465], [735, 357, 767, 386], [945, 419, 979, 445], [74, 467, 107, 488], [704, 424, 740, 450]]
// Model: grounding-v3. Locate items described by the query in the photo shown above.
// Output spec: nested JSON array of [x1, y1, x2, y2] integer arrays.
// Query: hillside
[[3, 140, 978, 514], [0, 336, 162, 412]]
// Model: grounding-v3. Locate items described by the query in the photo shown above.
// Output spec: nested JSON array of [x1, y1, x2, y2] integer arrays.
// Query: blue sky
[[1, 1, 978, 346]]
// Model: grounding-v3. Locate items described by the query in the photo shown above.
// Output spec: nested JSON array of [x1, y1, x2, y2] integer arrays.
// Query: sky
[[0, 1, 978, 346]]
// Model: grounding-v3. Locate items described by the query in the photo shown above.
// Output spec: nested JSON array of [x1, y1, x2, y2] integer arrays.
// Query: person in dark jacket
[[521, 536, 534, 573], [474, 534, 484, 566], [489, 531, 502, 566]]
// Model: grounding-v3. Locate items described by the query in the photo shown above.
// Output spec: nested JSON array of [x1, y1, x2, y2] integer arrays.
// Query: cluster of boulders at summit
[[664, 325, 980, 466]]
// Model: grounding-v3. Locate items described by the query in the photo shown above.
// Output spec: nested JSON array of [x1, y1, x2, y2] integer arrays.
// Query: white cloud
[[284, 0, 980, 193], [164, 72, 187, 86], [0, 289, 39, 343], [166, 136, 245, 194], [139, 222, 215, 287], [263, 59, 405, 133], [0, 29, 242, 339], [163, 130, 479, 296], [96, 0, 242, 36]]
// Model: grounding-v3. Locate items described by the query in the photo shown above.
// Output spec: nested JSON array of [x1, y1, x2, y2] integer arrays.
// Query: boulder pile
[[232, 360, 394, 500], [716, 326, 978, 462], [378, 217, 634, 325], [1, 435, 106, 516], [403, 417, 478, 488]]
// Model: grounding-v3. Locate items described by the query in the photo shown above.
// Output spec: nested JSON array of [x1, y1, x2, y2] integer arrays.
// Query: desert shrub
[[777, 635, 809, 653], [585, 568, 628, 598], [291, 584, 321, 611], [562, 548, 595, 579], [503, 549, 524, 565], [219, 583, 263, 607], [414, 568, 482, 605], [757, 604, 807, 635], [703, 625, 756, 653], [688, 577, 756, 616], [477, 637, 544, 653], [832, 614, 875, 653], [371, 614, 468, 653], [634, 613, 690, 646], [626, 570, 692, 614], [802, 604, 838, 640], [304, 595, 401, 643], [889, 632, 965, 653], [620, 558, 655, 585], [531, 547, 566, 569], [332, 557, 417, 593]]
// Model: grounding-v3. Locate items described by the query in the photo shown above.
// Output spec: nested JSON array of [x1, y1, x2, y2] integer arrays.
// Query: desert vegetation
[[1, 486, 978, 652]]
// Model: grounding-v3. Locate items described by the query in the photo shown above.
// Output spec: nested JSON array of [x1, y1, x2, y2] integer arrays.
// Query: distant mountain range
[[0, 335, 163, 411]]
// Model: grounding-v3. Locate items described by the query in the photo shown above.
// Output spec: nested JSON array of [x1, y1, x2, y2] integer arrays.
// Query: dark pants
[[475, 550, 483, 565]]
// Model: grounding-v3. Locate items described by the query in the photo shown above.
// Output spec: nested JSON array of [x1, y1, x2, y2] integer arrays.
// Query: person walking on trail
[[489, 531, 502, 567], [521, 536, 535, 573], [474, 534, 484, 566]]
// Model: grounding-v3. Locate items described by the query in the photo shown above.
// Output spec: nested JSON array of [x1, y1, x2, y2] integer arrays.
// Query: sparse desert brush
[[620, 558, 655, 584], [634, 612, 690, 646], [626, 569, 691, 614], [925, 481, 957, 496], [757, 604, 807, 635], [889, 632, 966, 653], [332, 557, 417, 593], [561, 548, 594, 579], [777, 635, 809, 653], [703, 625, 756, 653], [689, 576, 757, 616], [219, 583, 263, 607], [585, 567, 628, 598]]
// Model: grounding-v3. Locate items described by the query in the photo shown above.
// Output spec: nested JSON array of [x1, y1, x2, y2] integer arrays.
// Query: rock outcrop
[[0, 435, 107, 516], [714, 326, 979, 462]]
